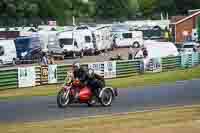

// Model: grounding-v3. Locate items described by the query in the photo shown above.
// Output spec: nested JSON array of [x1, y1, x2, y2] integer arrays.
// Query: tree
[[138, 0, 158, 17], [156, 0, 176, 15]]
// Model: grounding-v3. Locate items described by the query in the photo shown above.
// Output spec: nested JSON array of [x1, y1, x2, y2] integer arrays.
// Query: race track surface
[[1, 79, 200, 123]]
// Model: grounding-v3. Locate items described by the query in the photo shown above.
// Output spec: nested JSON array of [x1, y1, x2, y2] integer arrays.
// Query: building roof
[[171, 16, 186, 23], [171, 11, 200, 25]]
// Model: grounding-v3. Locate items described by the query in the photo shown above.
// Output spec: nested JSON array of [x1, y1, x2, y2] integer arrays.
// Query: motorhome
[[74, 26, 95, 55], [0, 40, 17, 65], [57, 30, 83, 58]]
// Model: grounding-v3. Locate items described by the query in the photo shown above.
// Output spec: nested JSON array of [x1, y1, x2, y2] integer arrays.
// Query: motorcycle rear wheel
[[100, 88, 113, 107]]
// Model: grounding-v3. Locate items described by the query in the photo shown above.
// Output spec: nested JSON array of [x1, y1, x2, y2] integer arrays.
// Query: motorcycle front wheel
[[57, 89, 70, 108]]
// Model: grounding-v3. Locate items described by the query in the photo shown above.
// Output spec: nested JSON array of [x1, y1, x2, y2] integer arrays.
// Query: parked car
[[0, 40, 17, 66]]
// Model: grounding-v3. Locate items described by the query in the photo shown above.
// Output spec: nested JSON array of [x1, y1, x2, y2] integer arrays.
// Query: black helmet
[[72, 62, 80, 69]]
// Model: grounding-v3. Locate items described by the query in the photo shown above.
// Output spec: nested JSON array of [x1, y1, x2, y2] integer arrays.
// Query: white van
[[57, 30, 83, 58], [0, 40, 17, 65], [113, 31, 143, 48], [91, 26, 113, 52], [74, 26, 95, 55]]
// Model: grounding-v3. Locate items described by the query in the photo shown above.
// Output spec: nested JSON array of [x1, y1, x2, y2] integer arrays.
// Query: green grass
[[1, 66, 200, 100], [107, 66, 200, 88], [1, 105, 200, 133]]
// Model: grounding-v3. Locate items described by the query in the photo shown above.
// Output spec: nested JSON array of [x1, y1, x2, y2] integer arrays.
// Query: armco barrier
[[0, 68, 18, 90], [162, 56, 181, 71], [35, 66, 41, 86], [116, 60, 141, 78], [57, 64, 71, 83], [0, 53, 200, 90], [180, 53, 200, 68]]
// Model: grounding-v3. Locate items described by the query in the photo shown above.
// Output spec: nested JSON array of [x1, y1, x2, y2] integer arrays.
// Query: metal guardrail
[[0, 53, 200, 90], [162, 56, 181, 71], [116, 60, 141, 78], [0, 68, 18, 90], [57, 64, 71, 83]]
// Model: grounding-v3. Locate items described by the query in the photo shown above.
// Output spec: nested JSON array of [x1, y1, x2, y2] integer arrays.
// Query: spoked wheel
[[57, 89, 70, 108], [100, 89, 113, 107]]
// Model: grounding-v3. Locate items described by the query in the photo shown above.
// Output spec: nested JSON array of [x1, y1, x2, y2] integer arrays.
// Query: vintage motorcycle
[[57, 69, 118, 108]]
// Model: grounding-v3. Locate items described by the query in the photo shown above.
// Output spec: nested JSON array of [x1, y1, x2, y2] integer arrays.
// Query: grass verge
[[1, 105, 200, 133], [1, 66, 200, 100]]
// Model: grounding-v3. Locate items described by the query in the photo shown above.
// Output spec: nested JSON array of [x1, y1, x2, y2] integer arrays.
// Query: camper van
[[14, 36, 42, 61], [113, 31, 143, 48], [91, 26, 113, 52], [0, 40, 17, 65], [57, 30, 83, 58], [74, 26, 95, 55]]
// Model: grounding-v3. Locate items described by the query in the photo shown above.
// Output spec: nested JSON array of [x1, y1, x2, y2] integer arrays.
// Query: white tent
[[135, 40, 179, 59]]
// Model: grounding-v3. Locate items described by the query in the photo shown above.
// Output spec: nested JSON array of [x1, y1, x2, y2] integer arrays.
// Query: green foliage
[[0, 0, 200, 25]]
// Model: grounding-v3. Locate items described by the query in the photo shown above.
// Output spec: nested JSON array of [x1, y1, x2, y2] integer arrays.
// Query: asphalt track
[[1, 79, 200, 123]]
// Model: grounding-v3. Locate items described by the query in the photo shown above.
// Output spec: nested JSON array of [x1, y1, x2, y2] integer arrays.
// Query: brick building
[[170, 11, 200, 43]]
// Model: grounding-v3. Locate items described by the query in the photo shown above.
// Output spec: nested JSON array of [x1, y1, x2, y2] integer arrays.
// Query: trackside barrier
[[1, 53, 200, 89], [0, 68, 18, 90], [162, 56, 181, 71], [57, 64, 72, 83], [116, 60, 141, 78], [35, 66, 41, 86]]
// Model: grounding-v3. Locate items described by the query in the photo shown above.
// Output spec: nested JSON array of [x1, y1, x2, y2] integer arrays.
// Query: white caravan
[[73, 26, 95, 55], [0, 40, 17, 65], [91, 26, 113, 51], [57, 30, 83, 58], [113, 31, 143, 48]]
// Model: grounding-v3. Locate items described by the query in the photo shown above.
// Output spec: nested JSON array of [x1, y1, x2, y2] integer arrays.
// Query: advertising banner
[[41, 66, 48, 84], [48, 65, 57, 84], [104, 61, 116, 79], [18, 67, 36, 88], [88, 63, 104, 76], [145, 58, 162, 73]]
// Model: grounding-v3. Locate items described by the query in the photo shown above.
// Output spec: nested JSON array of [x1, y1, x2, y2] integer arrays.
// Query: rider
[[72, 62, 105, 98], [87, 69, 105, 98]]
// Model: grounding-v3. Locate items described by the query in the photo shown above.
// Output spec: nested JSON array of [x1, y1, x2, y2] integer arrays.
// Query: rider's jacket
[[73, 67, 89, 84]]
